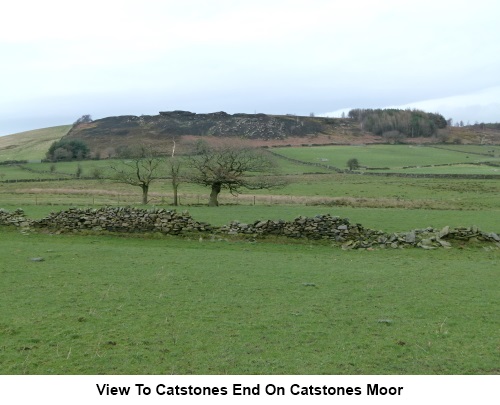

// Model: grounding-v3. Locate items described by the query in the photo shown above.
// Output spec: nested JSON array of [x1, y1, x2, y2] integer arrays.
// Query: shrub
[[90, 167, 104, 179], [76, 164, 83, 178], [46, 139, 90, 161], [347, 158, 360, 170], [382, 130, 407, 144], [73, 114, 93, 125]]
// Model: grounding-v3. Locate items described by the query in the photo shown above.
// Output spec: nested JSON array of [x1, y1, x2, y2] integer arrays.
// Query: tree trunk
[[173, 184, 178, 206], [209, 182, 221, 207], [141, 184, 149, 205], [171, 163, 180, 206]]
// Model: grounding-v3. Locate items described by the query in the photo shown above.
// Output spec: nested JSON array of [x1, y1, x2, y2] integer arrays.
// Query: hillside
[[443, 125, 500, 145], [0, 125, 72, 161], [63, 111, 378, 156], [2, 112, 500, 161], [64, 110, 500, 157]]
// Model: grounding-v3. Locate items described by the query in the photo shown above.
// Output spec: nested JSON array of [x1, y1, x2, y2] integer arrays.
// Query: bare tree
[[168, 139, 183, 206], [168, 157, 182, 206], [110, 145, 163, 205], [75, 164, 83, 178], [188, 144, 285, 206]]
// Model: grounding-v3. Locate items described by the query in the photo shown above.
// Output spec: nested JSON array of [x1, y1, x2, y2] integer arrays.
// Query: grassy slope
[[0, 228, 498, 375], [0, 125, 71, 161]]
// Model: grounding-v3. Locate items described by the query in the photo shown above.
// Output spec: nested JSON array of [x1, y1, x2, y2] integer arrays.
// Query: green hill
[[0, 125, 72, 161]]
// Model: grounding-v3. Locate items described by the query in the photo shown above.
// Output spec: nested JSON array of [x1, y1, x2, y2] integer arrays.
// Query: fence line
[[5, 192, 454, 210], [8, 192, 313, 207]]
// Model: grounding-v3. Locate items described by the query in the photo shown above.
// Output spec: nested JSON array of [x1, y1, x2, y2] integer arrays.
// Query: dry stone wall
[[220, 214, 500, 249], [1, 207, 212, 234], [33, 207, 213, 234], [0, 208, 31, 228], [1, 208, 499, 249]]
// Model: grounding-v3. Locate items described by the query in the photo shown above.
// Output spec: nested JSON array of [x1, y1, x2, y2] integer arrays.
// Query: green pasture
[[272, 145, 500, 173], [20, 156, 327, 177], [399, 164, 500, 175], [0, 228, 498, 375], [0, 165, 71, 181], [278, 174, 500, 210], [428, 145, 499, 156], [1, 170, 500, 219], [21, 160, 116, 178], [14, 142, 500, 181]]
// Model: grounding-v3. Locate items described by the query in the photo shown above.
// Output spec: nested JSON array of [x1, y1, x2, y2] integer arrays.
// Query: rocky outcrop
[[64, 111, 345, 147]]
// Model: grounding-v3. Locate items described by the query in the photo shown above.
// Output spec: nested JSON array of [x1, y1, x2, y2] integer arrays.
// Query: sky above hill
[[1, 0, 499, 136]]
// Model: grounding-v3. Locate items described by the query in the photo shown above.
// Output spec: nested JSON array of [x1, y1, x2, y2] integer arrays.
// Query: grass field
[[1, 136, 499, 375], [2, 175, 500, 218], [272, 144, 500, 174], [2, 157, 500, 208], [1, 228, 498, 375], [428, 144, 499, 156], [0, 165, 71, 181], [400, 164, 500, 175]]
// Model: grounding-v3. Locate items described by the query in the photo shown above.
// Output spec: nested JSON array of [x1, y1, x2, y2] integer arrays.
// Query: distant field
[[19, 156, 328, 178], [400, 164, 500, 175], [1, 165, 500, 213], [0, 125, 71, 161], [428, 144, 499, 156], [0, 165, 71, 181], [272, 145, 500, 174]]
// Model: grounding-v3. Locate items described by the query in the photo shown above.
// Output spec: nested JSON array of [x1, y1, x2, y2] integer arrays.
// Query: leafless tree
[[110, 145, 163, 205], [167, 140, 183, 206], [188, 144, 285, 206]]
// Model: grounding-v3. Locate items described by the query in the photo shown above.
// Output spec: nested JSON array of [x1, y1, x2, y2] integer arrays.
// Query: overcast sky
[[1, 0, 499, 136]]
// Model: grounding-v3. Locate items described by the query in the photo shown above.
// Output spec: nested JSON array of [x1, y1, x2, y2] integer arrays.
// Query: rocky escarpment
[[63, 111, 365, 156], [67, 111, 335, 141], [1, 208, 499, 249], [157, 111, 328, 140]]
